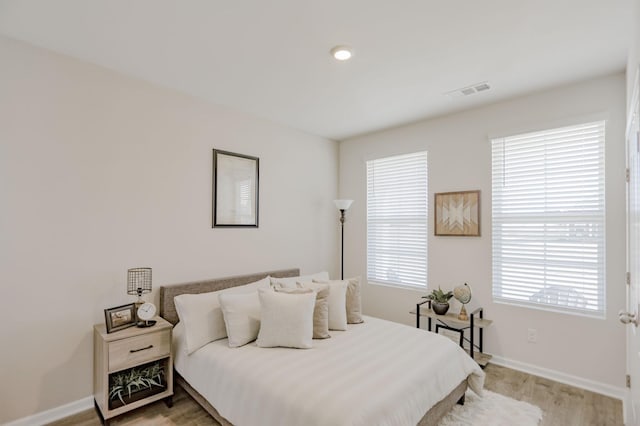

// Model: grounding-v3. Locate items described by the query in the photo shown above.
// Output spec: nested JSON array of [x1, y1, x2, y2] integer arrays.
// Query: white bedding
[[173, 315, 484, 426]]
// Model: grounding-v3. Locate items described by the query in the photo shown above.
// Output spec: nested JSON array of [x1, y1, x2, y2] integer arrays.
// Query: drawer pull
[[130, 344, 153, 353]]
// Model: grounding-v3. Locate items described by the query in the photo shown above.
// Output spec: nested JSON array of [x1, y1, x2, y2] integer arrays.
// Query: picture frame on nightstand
[[104, 303, 136, 333]]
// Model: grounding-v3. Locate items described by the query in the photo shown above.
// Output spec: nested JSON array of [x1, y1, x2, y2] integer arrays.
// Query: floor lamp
[[334, 199, 353, 279]]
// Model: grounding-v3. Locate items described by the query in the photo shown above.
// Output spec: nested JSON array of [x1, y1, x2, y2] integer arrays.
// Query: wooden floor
[[48, 385, 218, 426], [483, 364, 623, 426], [49, 364, 623, 426]]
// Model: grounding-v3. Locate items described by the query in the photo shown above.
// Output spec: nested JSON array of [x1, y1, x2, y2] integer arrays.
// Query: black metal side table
[[412, 299, 493, 367]]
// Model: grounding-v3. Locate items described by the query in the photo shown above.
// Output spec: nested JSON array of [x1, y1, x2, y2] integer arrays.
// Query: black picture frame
[[213, 149, 259, 228], [104, 303, 137, 333]]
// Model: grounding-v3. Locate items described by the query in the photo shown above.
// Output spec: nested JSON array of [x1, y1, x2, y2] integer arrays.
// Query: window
[[366, 152, 428, 289], [491, 121, 606, 317]]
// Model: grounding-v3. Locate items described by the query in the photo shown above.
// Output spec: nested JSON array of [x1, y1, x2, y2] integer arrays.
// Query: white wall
[[339, 73, 627, 389], [627, 0, 640, 113], [0, 36, 338, 424]]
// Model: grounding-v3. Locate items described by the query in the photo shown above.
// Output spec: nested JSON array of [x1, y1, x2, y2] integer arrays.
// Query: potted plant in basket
[[426, 287, 454, 315], [108, 361, 165, 408]]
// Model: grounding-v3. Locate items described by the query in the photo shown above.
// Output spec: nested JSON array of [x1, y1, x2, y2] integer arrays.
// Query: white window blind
[[367, 152, 428, 289], [491, 121, 606, 317]]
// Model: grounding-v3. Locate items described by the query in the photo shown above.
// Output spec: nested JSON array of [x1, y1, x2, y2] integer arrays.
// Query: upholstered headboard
[[159, 268, 300, 325]]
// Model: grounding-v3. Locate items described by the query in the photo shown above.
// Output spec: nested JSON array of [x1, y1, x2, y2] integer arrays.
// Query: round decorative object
[[432, 301, 450, 315], [137, 302, 156, 321], [453, 283, 472, 304], [453, 283, 472, 320]]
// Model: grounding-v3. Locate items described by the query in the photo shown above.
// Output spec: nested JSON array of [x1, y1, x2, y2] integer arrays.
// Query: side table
[[411, 300, 493, 367], [93, 316, 173, 425]]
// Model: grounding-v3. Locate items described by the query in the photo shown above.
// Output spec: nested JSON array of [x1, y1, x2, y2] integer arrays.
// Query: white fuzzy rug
[[438, 390, 543, 426]]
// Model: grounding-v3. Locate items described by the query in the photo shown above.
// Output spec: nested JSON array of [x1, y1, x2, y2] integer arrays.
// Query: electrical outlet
[[527, 328, 537, 343]]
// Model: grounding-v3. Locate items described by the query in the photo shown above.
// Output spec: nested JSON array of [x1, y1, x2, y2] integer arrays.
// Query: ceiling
[[0, 1, 632, 140]]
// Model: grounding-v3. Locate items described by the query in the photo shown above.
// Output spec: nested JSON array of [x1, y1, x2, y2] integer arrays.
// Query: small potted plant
[[108, 361, 166, 409], [426, 287, 454, 315]]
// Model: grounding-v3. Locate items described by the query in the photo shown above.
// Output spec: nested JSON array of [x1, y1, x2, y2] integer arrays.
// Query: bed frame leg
[[456, 394, 465, 405]]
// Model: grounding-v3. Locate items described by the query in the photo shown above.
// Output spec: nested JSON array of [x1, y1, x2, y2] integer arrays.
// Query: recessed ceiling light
[[331, 45, 353, 61]]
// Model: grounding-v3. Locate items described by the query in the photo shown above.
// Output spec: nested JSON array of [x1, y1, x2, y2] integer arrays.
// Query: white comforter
[[173, 315, 484, 426]]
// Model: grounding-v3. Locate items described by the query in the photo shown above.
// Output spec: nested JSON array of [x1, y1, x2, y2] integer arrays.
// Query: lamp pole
[[334, 199, 353, 280], [339, 208, 346, 280]]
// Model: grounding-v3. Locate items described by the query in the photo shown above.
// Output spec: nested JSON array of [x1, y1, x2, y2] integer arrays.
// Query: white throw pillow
[[277, 285, 330, 339], [172, 322, 187, 357], [314, 277, 364, 324], [256, 288, 315, 349], [307, 280, 348, 331], [173, 277, 270, 354], [270, 271, 330, 289], [219, 292, 262, 348]]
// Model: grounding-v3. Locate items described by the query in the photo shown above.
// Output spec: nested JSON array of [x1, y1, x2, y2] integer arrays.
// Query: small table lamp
[[127, 267, 152, 311]]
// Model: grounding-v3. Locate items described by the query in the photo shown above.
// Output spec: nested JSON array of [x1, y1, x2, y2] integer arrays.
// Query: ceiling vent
[[446, 81, 491, 98]]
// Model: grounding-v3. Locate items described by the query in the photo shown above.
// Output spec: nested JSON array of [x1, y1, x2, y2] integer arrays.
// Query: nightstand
[[93, 316, 173, 425], [411, 300, 493, 367]]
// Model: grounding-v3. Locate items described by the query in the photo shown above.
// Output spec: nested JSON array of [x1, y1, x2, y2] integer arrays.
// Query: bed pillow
[[257, 288, 315, 349], [277, 284, 330, 339], [218, 292, 262, 348], [314, 276, 364, 324], [305, 279, 348, 331], [173, 277, 270, 354], [270, 271, 330, 289], [172, 322, 187, 357]]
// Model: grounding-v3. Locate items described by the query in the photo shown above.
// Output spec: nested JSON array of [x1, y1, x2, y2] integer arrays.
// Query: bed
[[159, 268, 484, 426]]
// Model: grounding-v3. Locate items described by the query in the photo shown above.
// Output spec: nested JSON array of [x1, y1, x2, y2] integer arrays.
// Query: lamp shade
[[334, 199, 353, 211], [127, 267, 152, 297]]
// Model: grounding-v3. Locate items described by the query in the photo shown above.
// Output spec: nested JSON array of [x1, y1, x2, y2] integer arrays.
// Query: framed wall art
[[104, 303, 137, 333], [213, 149, 259, 227], [434, 190, 480, 236]]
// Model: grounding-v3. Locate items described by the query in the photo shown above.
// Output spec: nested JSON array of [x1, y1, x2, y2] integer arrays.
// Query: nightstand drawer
[[108, 329, 170, 372]]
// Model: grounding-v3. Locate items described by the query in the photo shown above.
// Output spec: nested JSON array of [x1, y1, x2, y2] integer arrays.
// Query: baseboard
[[490, 355, 626, 400], [4, 396, 93, 426]]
